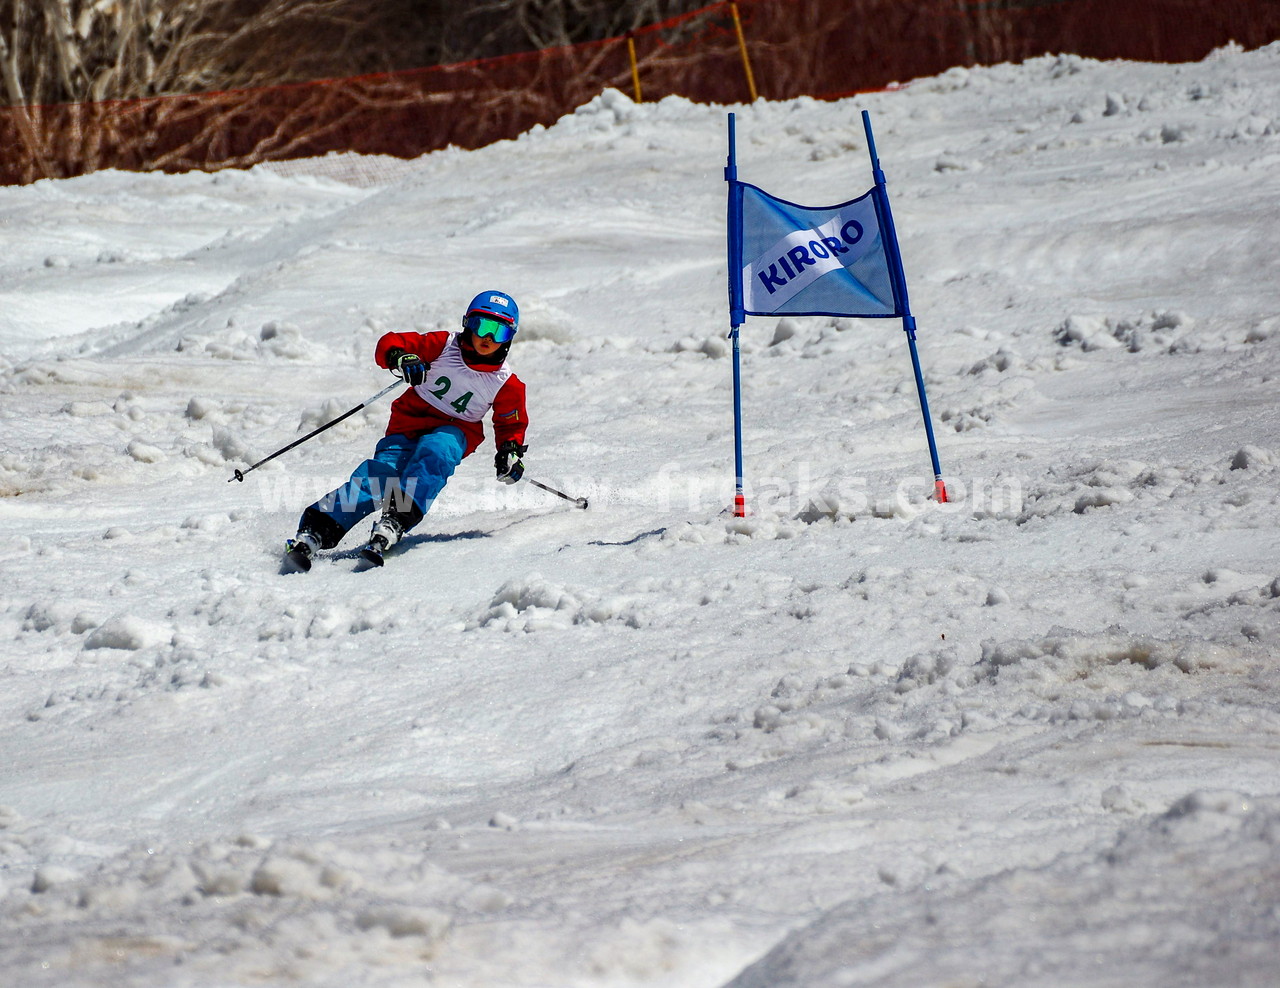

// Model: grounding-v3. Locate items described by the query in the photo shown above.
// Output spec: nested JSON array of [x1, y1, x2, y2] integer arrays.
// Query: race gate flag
[[736, 184, 896, 318], [724, 110, 948, 516]]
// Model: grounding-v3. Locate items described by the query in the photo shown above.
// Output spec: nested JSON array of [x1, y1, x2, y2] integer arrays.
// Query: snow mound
[[725, 794, 1280, 988], [471, 575, 643, 631]]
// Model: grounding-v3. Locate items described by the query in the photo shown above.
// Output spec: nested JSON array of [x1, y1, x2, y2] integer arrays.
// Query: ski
[[357, 540, 386, 568], [280, 541, 314, 574], [353, 516, 404, 569], [279, 535, 397, 573]]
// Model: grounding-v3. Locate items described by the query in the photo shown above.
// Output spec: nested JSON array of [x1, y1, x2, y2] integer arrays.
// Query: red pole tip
[[934, 479, 949, 503], [734, 493, 747, 518]]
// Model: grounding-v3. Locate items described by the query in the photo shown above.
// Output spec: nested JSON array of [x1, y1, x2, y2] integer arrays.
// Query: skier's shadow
[[331, 529, 489, 562]]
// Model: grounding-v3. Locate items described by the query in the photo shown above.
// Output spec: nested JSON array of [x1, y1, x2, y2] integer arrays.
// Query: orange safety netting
[[1, 0, 1276, 186]]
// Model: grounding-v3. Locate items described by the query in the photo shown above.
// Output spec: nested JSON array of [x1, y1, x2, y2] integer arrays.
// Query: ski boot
[[359, 514, 405, 568], [281, 530, 321, 574]]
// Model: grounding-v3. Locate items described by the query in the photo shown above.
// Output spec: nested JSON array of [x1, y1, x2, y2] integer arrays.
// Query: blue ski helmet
[[462, 290, 519, 343]]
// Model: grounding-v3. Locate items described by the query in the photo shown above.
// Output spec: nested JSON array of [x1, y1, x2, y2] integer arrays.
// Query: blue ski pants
[[299, 427, 466, 548]]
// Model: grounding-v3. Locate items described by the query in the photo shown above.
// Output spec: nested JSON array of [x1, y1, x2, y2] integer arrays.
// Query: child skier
[[282, 290, 529, 572]]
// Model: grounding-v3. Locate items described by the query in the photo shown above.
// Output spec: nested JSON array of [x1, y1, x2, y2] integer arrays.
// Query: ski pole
[[528, 477, 588, 510], [228, 380, 404, 483]]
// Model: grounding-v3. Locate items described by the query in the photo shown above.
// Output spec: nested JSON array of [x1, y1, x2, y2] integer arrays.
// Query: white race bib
[[413, 335, 512, 423]]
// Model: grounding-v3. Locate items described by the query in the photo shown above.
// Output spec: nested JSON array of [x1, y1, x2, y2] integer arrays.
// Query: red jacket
[[375, 331, 528, 457]]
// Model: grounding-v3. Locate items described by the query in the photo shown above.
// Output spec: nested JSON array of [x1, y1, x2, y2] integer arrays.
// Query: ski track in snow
[[1, 45, 1279, 987]]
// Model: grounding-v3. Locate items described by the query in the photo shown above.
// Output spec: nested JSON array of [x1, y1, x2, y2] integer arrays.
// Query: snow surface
[[2, 43, 1279, 988]]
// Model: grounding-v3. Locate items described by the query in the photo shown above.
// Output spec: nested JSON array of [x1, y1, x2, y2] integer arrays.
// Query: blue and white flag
[[722, 110, 948, 513], [732, 182, 898, 319]]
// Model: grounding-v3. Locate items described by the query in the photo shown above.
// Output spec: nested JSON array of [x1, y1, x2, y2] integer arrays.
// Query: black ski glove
[[495, 440, 527, 485], [386, 347, 426, 386]]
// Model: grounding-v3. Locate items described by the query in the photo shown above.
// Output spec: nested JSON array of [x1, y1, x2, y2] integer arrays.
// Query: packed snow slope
[[2, 43, 1279, 988]]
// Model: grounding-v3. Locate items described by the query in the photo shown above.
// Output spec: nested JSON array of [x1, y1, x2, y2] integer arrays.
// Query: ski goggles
[[463, 311, 516, 343]]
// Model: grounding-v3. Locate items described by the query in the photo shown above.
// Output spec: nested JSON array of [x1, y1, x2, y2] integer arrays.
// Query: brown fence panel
[[2, 0, 1277, 185], [736, 0, 1280, 100]]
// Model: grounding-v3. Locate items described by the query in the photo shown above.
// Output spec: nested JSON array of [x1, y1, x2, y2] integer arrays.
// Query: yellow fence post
[[729, 2, 759, 102], [626, 32, 643, 103]]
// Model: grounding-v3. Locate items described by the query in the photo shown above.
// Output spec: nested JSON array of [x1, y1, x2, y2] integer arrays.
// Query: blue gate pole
[[726, 113, 747, 516], [861, 110, 949, 503]]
